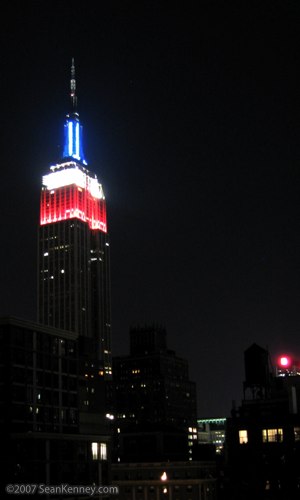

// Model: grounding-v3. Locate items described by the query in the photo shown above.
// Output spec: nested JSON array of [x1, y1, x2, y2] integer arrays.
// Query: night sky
[[1, 1, 300, 417]]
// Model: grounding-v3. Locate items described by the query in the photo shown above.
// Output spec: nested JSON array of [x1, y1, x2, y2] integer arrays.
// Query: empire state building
[[37, 60, 112, 378]]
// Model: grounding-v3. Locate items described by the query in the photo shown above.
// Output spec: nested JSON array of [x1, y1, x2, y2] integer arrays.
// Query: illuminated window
[[100, 443, 107, 460], [294, 427, 300, 442], [262, 428, 283, 443], [91, 442, 107, 461], [91, 443, 98, 460], [239, 430, 248, 444]]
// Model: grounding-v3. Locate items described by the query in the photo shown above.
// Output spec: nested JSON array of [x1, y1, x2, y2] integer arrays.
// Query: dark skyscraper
[[37, 60, 112, 378], [113, 325, 197, 462]]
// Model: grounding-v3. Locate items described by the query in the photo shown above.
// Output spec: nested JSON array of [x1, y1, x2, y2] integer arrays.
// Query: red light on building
[[279, 356, 291, 368], [40, 165, 107, 232]]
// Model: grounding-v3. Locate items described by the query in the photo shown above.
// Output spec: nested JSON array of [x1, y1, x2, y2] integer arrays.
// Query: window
[[91, 442, 98, 460], [262, 428, 283, 443], [100, 443, 107, 460], [91, 442, 107, 461], [239, 430, 248, 444], [294, 427, 300, 442]]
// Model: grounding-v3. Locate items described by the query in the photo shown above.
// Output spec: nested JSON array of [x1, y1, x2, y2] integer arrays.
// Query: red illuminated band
[[40, 165, 107, 232]]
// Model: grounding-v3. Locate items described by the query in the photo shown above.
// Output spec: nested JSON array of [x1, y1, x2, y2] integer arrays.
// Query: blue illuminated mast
[[63, 58, 87, 165]]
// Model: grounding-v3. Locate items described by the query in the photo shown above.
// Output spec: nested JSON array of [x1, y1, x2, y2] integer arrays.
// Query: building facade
[[113, 325, 197, 462], [197, 418, 226, 455], [226, 344, 300, 498], [37, 60, 111, 378], [111, 461, 217, 500], [0, 317, 110, 493]]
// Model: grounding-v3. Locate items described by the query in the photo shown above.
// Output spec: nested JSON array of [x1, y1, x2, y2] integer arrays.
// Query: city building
[[0, 62, 113, 495], [197, 418, 226, 455], [0, 317, 110, 491], [37, 59, 111, 379], [113, 325, 198, 462], [225, 343, 300, 498], [111, 461, 217, 500]]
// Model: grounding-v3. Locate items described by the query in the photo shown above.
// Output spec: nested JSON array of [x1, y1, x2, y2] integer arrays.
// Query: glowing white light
[[43, 168, 84, 190], [43, 167, 104, 200], [89, 177, 104, 199], [161, 472, 167, 481]]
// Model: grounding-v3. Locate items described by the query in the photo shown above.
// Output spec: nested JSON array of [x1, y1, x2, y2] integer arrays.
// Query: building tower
[[38, 60, 112, 378]]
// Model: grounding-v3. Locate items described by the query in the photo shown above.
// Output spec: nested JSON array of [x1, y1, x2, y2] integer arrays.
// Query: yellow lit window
[[239, 430, 248, 444], [262, 428, 283, 443]]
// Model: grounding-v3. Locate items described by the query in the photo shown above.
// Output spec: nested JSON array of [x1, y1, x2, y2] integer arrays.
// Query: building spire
[[63, 59, 86, 164], [70, 58, 77, 111]]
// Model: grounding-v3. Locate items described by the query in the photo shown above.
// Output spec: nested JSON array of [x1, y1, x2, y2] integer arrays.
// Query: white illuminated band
[[42, 167, 104, 200]]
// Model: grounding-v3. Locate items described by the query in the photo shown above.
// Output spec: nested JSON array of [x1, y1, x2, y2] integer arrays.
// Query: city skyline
[[1, 2, 300, 417]]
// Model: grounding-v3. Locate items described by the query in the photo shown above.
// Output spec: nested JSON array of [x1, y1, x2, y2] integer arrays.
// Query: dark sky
[[0, 1, 300, 417]]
